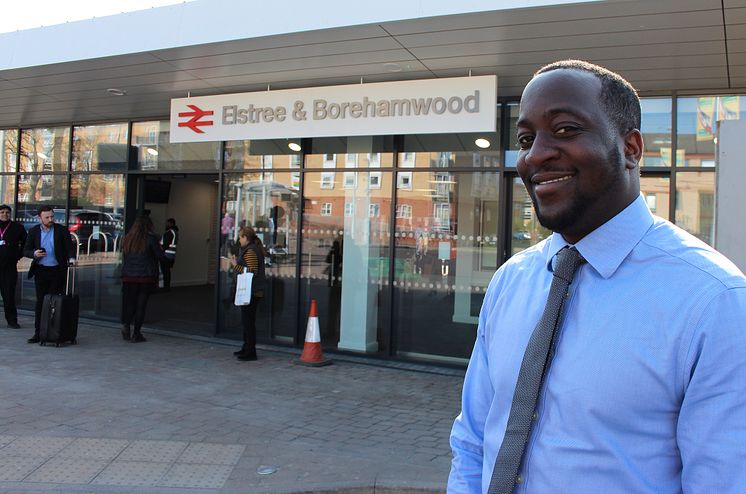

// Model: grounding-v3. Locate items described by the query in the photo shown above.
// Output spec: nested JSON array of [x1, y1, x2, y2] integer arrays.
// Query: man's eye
[[517, 135, 533, 149], [555, 126, 578, 135]]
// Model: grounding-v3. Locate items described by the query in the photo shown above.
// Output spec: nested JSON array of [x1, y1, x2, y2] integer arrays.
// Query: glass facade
[[0, 91, 723, 365]]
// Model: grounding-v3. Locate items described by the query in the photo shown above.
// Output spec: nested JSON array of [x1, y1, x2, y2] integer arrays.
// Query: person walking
[[0, 205, 27, 329], [448, 60, 746, 493], [120, 215, 165, 343], [159, 218, 178, 291], [23, 206, 77, 344], [229, 226, 266, 361]]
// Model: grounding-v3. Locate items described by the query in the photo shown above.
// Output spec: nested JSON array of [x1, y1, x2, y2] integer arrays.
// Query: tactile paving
[[92, 460, 170, 486], [158, 463, 233, 488], [24, 457, 108, 484], [177, 443, 245, 465], [117, 440, 187, 462], [0, 456, 46, 481], [57, 438, 129, 460], [0, 436, 74, 458]]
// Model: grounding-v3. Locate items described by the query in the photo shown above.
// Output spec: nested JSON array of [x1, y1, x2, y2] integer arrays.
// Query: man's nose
[[524, 133, 560, 166]]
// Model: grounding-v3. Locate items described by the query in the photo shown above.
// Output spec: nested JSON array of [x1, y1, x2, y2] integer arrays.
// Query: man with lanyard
[[23, 205, 76, 343], [448, 60, 746, 493], [0, 205, 27, 329]]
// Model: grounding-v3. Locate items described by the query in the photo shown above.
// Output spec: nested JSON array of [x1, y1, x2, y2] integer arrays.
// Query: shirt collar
[[545, 194, 654, 279]]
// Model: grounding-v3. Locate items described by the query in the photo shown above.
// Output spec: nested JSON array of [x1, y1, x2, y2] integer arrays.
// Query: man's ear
[[623, 129, 643, 170]]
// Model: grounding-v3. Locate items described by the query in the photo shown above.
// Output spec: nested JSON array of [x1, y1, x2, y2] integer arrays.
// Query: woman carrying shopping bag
[[229, 226, 266, 361], [120, 215, 165, 342]]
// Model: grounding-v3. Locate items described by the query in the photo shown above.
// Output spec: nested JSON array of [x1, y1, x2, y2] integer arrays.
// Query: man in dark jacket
[[159, 218, 178, 291], [0, 205, 27, 329], [23, 205, 76, 343]]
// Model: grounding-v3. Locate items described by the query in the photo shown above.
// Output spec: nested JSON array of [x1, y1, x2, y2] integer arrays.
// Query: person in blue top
[[448, 60, 746, 493], [22, 205, 77, 344]]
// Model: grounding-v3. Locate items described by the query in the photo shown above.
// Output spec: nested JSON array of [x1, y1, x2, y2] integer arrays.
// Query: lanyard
[[0, 222, 10, 240]]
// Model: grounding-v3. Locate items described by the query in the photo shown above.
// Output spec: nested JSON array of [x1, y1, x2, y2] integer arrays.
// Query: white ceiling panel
[[161, 38, 404, 71], [382, 0, 722, 35], [1, 1, 746, 128], [394, 11, 723, 49], [724, 7, 746, 23]]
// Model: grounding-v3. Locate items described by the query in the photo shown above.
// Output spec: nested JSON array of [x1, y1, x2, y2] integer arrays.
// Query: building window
[[321, 203, 332, 216], [396, 203, 412, 219], [321, 172, 335, 189], [345, 202, 353, 216], [369, 172, 382, 189], [369, 203, 380, 217], [433, 203, 450, 230], [397, 172, 412, 189], [343, 172, 357, 188]]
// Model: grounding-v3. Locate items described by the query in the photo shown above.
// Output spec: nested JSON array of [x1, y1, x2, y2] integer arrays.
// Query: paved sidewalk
[[0, 314, 464, 493]]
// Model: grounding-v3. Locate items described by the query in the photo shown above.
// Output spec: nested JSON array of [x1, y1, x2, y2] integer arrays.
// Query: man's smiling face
[[515, 69, 639, 243]]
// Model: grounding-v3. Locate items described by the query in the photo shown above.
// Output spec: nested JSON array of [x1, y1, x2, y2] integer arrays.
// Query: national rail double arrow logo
[[178, 104, 214, 134]]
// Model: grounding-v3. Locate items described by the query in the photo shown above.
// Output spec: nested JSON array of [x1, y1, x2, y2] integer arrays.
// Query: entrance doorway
[[130, 173, 220, 335]]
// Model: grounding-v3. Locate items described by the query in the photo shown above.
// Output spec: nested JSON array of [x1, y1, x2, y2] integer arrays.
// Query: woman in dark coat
[[229, 226, 266, 361], [120, 215, 165, 342]]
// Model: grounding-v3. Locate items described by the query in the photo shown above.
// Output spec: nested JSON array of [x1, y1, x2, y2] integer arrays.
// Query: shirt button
[[516, 475, 523, 484], [532, 411, 538, 421]]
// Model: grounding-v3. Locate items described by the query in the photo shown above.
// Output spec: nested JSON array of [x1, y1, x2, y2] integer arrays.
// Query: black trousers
[[122, 283, 155, 331], [159, 258, 174, 290], [33, 265, 66, 336], [0, 262, 19, 324], [240, 296, 261, 356]]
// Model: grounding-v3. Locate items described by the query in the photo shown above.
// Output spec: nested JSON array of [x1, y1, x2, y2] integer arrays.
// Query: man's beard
[[533, 146, 624, 234]]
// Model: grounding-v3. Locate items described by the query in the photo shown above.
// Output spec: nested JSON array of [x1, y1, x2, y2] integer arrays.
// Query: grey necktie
[[488, 247, 586, 494]]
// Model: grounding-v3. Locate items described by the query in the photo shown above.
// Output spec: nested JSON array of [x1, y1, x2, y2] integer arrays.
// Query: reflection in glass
[[1, 129, 18, 172], [224, 140, 301, 169], [675, 172, 715, 245], [20, 127, 70, 173], [132, 121, 220, 170], [506, 103, 519, 167], [640, 176, 670, 220], [0, 175, 15, 209], [302, 169, 392, 354], [72, 123, 129, 171], [219, 172, 300, 342], [394, 171, 499, 362], [399, 130, 501, 168], [640, 98, 672, 167], [69, 174, 125, 320], [677, 96, 745, 167], [511, 178, 550, 255]]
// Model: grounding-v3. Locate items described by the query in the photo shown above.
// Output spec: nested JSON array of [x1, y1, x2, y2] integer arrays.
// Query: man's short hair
[[534, 60, 641, 135], [37, 205, 54, 216], [166, 218, 176, 226], [0, 204, 11, 212]]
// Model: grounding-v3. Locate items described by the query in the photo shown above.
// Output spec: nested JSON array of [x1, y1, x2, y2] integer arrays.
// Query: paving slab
[[0, 313, 464, 493]]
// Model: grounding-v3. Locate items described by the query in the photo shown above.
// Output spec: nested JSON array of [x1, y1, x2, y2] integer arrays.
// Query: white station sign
[[169, 76, 497, 143]]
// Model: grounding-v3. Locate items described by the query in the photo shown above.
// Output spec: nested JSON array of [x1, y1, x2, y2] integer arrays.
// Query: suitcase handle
[[66, 265, 75, 296]]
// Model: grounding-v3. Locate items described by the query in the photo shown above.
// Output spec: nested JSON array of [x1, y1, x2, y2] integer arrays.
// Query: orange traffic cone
[[297, 299, 332, 367]]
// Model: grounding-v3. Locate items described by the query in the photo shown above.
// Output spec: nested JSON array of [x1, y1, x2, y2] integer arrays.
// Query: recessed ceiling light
[[146, 147, 158, 156], [107, 88, 127, 96], [383, 63, 403, 72], [475, 138, 491, 149], [288, 142, 301, 152]]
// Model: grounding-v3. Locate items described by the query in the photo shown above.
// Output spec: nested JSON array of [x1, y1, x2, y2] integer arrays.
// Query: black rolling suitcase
[[39, 266, 79, 347]]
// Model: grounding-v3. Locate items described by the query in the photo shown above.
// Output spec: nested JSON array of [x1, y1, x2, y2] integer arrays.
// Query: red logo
[[177, 104, 214, 134]]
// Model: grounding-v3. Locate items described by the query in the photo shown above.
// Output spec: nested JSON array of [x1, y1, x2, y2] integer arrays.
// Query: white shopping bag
[[234, 269, 254, 306]]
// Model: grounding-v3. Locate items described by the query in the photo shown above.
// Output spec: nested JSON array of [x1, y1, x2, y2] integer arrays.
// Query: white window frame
[[369, 203, 380, 218], [396, 203, 412, 219], [368, 171, 382, 189], [397, 171, 412, 190], [321, 203, 332, 216]]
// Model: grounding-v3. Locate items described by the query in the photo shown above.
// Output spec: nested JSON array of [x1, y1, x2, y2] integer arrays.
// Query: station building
[[0, 0, 743, 365]]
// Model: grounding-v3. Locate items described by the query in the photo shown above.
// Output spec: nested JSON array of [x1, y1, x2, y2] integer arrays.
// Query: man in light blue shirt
[[448, 60, 746, 493]]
